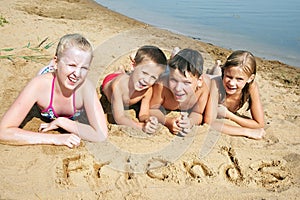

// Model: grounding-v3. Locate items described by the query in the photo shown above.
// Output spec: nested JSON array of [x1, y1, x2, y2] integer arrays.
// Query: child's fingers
[[181, 112, 188, 119], [172, 121, 182, 134], [147, 122, 158, 130], [65, 134, 81, 148], [177, 117, 191, 129], [39, 123, 49, 132], [149, 116, 158, 125], [144, 120, 158, 134], [146, 126, 157, 134], [69, 134, 81, 146]]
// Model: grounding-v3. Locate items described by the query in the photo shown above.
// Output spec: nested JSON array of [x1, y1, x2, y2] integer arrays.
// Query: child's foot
[[206, 59, 222, 76], [170, 47, 180, 59]]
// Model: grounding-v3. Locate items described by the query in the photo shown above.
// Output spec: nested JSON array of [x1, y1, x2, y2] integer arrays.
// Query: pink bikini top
[[40, 76, 81, 120]]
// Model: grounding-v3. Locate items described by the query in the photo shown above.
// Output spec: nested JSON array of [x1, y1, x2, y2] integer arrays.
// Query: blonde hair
[[55, 33, 93, 59], [222, 50, 257, 110]]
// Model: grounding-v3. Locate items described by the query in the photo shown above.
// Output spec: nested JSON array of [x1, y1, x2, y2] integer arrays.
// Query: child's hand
[[39, 120, 60, 132], [217, 104, 228, 118], [143, 116, 159, 134], [55, 134, 81, 148], [176, 112, 192, 136], [166, 118, 182, 135]]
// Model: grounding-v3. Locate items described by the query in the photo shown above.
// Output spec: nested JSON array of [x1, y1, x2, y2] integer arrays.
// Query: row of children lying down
[[0, 33, 265, 148]]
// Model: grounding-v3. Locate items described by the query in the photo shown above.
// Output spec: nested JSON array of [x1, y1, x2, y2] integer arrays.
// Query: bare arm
[[138, 87, 152, 122], [110, 83, 142, 129], [211, 120, 265, 140], [208, 80, 265, 139], [0, 77, 80, 148], [226, 82, 265, 128], [149, 83, 181, 134], [189, 82, 210, 126], [75, 79, 108, 141], [149, 83, 166, 124]]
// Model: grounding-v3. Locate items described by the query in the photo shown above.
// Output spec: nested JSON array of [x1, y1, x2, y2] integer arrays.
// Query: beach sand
[[0, 0, 299, 199]]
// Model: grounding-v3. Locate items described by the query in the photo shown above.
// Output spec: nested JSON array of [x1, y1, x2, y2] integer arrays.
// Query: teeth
[[140, 81, 146, 87], [69, 76, 78, 83], [175, 94, 184, 98], [138, 81, 147, 89]]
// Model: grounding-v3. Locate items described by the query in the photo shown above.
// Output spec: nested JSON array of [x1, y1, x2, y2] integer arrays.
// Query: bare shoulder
[[111, 74, 128, 92], [79, 78, 96, 94], [203, 74, 212, 88], [28, 72, 53, 92], [249, 81, 260, 93]]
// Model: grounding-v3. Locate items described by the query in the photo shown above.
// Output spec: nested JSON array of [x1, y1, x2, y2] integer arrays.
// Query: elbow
[[96, 128, 108, 142], [0, 126, 16, 142], [255, 118, 265, 129], [248, 121, 264, 129], [257, 122, 265, 129], [203, 114, 212, 125], [90, 126, 108, 143], [0, 125, 8, 140]]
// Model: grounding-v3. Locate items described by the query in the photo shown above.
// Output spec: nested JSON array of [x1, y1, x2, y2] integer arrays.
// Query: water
[[95, 0, 300, 67]]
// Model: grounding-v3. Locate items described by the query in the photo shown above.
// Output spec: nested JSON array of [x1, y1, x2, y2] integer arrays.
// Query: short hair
[[55, 33, 93, 59], [134, 45, 167, 67], [168, 48, 204, 77]]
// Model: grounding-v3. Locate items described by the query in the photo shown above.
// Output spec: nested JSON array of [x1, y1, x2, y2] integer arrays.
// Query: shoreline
[[0, 0, 299, 199], [93, 0, 300, 68]]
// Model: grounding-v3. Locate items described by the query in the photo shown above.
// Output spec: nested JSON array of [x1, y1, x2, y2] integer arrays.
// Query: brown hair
[[168, 48, 204, 78], [133, 45, 167, 66]]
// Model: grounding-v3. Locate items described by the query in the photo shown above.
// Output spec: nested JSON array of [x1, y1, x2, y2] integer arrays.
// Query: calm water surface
[[95, 0, 300, 67]]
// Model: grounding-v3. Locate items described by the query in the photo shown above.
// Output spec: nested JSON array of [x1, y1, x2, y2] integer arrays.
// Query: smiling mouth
[[227, 87, 237, 90], [226, 87, 238, 93], [137, 81, 147, 89], [175, 93, 185, 99], [68, 75, 78, 84]]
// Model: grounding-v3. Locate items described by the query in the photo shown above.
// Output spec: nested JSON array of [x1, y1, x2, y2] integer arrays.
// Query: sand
[[0, 0, 299, 199]]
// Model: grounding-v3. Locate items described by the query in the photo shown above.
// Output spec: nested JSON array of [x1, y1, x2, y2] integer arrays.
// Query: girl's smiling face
[[56, 47, 92, 91], [222, 66, 252, 95], [168, 68, 199, 103]]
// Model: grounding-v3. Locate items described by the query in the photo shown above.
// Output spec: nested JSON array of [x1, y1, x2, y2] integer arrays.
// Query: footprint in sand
[[264, 134, 280, 146], [249, 159, 291, 192]]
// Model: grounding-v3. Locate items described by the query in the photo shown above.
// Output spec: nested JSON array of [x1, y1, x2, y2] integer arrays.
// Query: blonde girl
[[0, 34, 108, 148]]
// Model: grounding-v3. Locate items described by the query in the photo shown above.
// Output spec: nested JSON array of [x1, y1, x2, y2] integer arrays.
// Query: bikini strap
[[72, 91, 76, 114], [49, 76, 56, 107], [50, 75, 78, 118]]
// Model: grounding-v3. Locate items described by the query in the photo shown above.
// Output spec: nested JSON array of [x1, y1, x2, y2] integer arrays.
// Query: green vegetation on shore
[[0, 15, 8, 26], [0, 37, 54, 63]]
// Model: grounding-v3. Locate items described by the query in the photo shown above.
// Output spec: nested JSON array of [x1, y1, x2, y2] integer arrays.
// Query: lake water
[[95, 0, 300, 67]]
